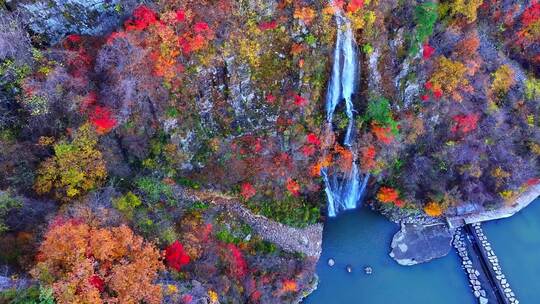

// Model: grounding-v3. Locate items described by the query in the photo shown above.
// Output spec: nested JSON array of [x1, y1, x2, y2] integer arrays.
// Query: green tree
[[0, 190, 22, 233], [410, 2, 438, 54], [365, 97, 399, 135]]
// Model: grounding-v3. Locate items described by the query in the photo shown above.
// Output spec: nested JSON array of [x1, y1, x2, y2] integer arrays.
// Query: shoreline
[[389, 184, 540, 266], [447, 184, 540, 226]]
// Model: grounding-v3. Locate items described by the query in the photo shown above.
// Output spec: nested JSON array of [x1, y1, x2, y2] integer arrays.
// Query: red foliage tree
[[259, 20, 278, 31], [451, 114, 479, 134], [176, 10, 186, 23], [241, 182, 256, 200], [306, 133, 321, 145], [286, 178, 301, 196], [106, 31, 127, 45], [165, 240, 190, 271], [182, 294, 193, 303], [293, 94, 308, 106], [522, 2, 540, 27], [250, 290, 262, 302], [360, 145, 376, 171], [254, 138, 263, 153], [80, 91, 98, 112], [376, 187, 405, 208], [423, 43, 435, 59], [125, 5, 158, 31], [301, 145, 316, 157], [90, 106, 117, 134], [526, 177, 540, 186], [225, 244, 247, 278], [88, 275, 105, 293], [433, 88, 443, 99], [347, 0, 364, 13], [63, 34, 82, 50], [266, 94, 276, 103], [376, 186, 399, 203], [394, 199, 405, 207]]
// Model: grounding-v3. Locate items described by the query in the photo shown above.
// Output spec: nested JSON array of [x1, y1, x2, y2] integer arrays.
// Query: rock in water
[[364, 266, 373, 275], [346, 265, 352, 273], [327, 258, 335, 267]]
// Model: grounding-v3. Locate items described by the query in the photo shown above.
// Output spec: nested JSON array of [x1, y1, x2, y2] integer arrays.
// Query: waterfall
[[322, 8, 370, 217]]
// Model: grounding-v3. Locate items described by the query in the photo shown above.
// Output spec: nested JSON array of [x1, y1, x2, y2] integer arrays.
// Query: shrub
[[31, 220, 164, 304], [0, 58, 31, 93], [112, 191, 142, 219], [135, 176, 175, 205], [525, 77, 540, 100], [34, 123, 107, 200], [246, 196, 319, 228], [0, 286, 54, 304]]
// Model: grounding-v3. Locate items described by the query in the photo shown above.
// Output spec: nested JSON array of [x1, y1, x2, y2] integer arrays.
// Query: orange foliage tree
[[376, 187, 404, 207], [371, 123, 395, 144], [424, 201, 443, 217], [360, 145, 377, 171], [454, 32, 479, 58], [31, 220, 164, 304]]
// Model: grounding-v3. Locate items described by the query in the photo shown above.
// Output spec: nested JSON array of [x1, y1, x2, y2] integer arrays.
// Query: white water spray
[[322, 8, 369, 217]]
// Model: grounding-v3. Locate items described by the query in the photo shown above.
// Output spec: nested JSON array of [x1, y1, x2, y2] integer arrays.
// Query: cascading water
[[322, 8, 370, 217]]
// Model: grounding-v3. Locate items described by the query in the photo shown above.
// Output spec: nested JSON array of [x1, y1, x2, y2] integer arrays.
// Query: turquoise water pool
[[304, 207, 475, 304], [482, 198, 540, 303]]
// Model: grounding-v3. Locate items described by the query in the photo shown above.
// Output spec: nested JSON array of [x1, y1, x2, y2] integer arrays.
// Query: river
[[304, 197, 540, 303]]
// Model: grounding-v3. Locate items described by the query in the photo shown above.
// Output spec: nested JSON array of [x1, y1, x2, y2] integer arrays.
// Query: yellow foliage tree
[[31, 221, 164, 304], [429, 56, 468, 95], [446, 0, 483, 23], [34, 123, 107, 200], [491, 64, 515, 96]]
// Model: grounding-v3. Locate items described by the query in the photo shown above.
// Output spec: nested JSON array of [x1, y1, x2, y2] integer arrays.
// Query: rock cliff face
[[5, 0, 140, 44]]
